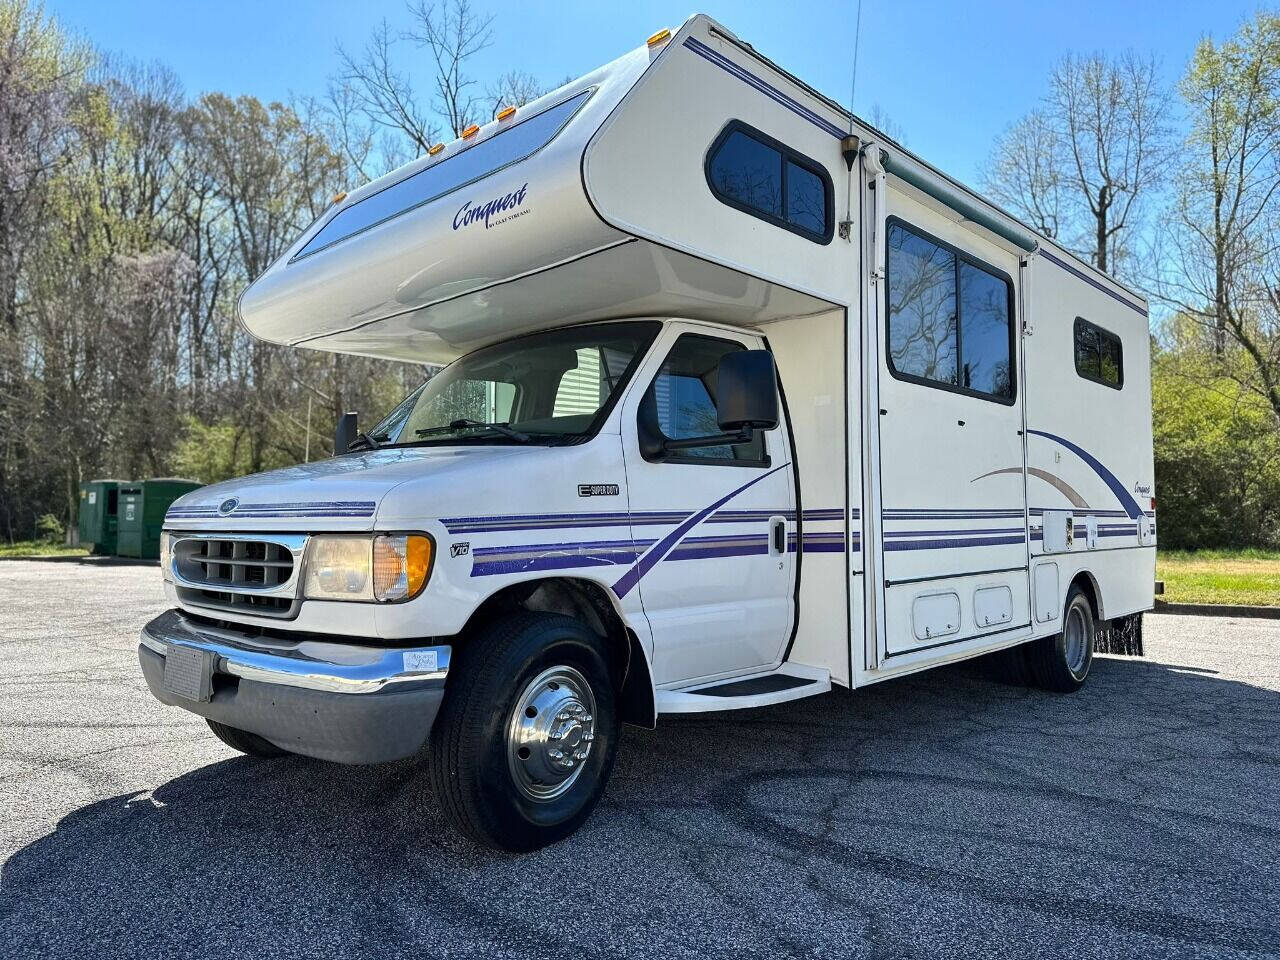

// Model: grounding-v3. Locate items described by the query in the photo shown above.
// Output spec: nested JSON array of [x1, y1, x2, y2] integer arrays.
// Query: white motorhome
[[139, 15, 1156, 851]]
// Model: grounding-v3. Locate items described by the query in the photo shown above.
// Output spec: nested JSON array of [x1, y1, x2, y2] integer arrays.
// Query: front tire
[[428, 612, 620, 852], [206, 719, 288, 757], [1027, 584, 1095, 692]]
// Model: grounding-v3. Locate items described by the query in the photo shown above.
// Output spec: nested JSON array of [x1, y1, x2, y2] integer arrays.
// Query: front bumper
[[139, 609, 450, 764]]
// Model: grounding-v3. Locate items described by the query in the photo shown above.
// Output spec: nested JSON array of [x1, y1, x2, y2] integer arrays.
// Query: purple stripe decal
[[885, 526, 1023, 538], [472, 551, 642, 577], [887, 535, 1026, 552], [612, 463, 791, 599], [1039, 248, 1147, 318], [682, 37, 847, 139]]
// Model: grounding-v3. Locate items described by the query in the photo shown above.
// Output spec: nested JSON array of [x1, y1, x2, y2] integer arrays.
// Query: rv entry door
[[875, 215, 1030, 658]]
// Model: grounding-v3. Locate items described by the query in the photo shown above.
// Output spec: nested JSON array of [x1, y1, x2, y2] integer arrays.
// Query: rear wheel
[[1027, 584, 1095, 693], [206, 719, 288, 758], [428, 612, 620, 852]]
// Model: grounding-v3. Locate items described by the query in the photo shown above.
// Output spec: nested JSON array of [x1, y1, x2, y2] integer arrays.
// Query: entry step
[[655, 663, 831, 714]]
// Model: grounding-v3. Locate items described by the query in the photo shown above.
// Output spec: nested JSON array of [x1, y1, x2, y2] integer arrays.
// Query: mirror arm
[[662, 429, 754, 452]]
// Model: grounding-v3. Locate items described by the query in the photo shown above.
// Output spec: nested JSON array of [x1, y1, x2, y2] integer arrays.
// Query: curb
[[0, 555, 157, 567], [1154, 600, 1280, 620]]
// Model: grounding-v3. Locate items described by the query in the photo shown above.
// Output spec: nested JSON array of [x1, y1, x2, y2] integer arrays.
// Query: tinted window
[[887, 226, 957, 385], [706, 121, 831, 242], [646, 335, 766, 462], [295, 91, 590, 259], [708, 131, 782, 217], [959, 262, 1013, 398], [786, 161, 825, 235], [886, 220, 1015, 402], [1074, 318, 1123, 388]]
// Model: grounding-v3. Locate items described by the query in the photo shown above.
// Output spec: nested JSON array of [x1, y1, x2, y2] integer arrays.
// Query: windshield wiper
[[415, 419, 531, 443], [347, 431, 387, 452]]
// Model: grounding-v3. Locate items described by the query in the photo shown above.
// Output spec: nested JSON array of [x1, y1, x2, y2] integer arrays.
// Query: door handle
[[770, 516, 787, 555]]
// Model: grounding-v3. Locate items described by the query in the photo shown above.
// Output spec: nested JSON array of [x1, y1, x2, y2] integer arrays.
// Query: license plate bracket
[[164, 644, 214, 702]]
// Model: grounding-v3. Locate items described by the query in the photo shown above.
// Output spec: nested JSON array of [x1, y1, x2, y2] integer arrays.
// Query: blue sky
[[49, 0, 1254, 187]]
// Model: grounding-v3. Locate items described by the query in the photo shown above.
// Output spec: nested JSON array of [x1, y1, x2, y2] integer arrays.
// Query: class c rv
[[139, 15, 1157, 851]]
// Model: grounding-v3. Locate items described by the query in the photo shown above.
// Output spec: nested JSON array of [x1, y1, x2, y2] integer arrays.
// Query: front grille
[[172, 536, 302, 619], [187, 538, 293, 587], [177, 588, 296, 616]]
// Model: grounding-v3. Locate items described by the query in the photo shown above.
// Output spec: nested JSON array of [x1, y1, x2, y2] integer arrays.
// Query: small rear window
[[294, 90, 591, 260], [1074, 317, 1123, 389], [706, 120, 832, 243]]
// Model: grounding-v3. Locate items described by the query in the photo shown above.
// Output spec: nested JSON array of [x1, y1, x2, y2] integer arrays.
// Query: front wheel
[[206, 719, 288, 757], [428, 612, 620, 852], [1027, 584, 1095, 693]]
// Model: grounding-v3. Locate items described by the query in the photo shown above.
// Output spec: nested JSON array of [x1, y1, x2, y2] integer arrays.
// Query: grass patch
[[0, 540, 89, 558], [1157, 549, 1280, 606]]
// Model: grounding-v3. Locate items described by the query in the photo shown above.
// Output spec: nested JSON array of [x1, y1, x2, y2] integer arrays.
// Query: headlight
[[304, 534, 432, 602], [159, 532, 173, 582]]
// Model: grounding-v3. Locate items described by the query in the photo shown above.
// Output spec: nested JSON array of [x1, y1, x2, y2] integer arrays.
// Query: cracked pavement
[[0, 560, 1277, 959]]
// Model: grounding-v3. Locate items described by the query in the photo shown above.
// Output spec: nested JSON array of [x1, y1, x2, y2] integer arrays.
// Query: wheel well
[[461, 578, 655, 728], [1070, 571, 1102, 621]]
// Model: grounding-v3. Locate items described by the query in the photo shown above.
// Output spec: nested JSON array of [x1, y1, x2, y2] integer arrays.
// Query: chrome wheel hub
[[1064, 603, 1089, 675], [507, 665, 598, 802]]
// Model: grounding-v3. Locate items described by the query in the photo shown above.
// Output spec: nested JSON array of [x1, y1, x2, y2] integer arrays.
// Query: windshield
[[369, 321, 660, 446]]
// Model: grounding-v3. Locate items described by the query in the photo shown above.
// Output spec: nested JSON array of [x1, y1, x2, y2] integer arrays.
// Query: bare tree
[[982, 110, 1065, 240], [405, 0, 494, 136], [1052, 51, 1172, 274], [337, 18, 439, 154], [866, 103, 907, 146], [984, 50, 1171, 277], [485, 69, 543, 117], [0, 0, 86, 330], [1158, 13, 1280, 419]]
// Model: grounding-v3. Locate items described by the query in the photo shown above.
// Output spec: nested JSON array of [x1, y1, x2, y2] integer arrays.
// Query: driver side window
[[642, 334, 768, 464]]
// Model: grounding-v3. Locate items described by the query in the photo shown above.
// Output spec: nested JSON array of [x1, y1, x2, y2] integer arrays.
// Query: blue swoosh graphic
[[1027, 430, 1143, 520], [611, 462, 791, 599]]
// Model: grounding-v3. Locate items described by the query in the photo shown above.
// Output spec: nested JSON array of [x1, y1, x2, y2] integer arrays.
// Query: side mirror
[[657, 349, 780, 455], [334, 411, 359, 455], [716, 350, 779, 432]]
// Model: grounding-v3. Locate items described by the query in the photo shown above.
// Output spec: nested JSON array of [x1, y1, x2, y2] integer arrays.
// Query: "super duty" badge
[[577, 484, 619, 497]]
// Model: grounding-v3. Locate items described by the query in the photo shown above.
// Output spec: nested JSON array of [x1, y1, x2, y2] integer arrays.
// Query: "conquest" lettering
[[453, 183, 529, 231]]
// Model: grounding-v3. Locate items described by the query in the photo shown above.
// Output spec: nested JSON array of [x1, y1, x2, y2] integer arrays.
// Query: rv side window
[[1074, 317, 1123, 389], [885, 219, 1015, 403], [643, 335, 767, 465], [705, 121, 832, 243]]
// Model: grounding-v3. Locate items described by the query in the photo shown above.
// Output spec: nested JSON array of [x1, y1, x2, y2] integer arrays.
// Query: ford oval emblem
[[217, 497, 239, 516]]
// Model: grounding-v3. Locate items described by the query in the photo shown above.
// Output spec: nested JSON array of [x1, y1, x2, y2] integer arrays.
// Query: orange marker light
[[428, 143, 444, 156], [647, 28, 671, 47], [462, 124, 480, 139], [497, 105, 516, 121], [331, 191, 347, 205]]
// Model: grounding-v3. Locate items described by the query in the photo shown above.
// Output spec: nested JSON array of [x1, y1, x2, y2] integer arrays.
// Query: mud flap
[[1095, 612, 1143, 657]]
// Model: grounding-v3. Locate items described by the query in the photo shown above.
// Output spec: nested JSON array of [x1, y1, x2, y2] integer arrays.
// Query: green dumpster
[[117, 478, 203, 559], [78, 479, 128, 555]]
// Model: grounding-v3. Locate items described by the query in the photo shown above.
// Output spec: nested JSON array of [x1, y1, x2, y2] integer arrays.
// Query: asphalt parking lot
[[1, 561, 1277, 959]]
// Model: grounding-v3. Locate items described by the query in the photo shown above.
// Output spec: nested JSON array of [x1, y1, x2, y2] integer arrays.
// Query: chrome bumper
[[138, 609, 451, 764]]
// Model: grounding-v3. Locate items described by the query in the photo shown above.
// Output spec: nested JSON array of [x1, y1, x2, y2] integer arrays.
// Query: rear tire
[[1027, 584, 1095, 693], [206, 719, 288, 758], [428, 611, 620, 852]]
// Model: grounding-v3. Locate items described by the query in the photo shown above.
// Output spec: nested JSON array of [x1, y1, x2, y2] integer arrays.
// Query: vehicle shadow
[[2, 656, 1278, 959]]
